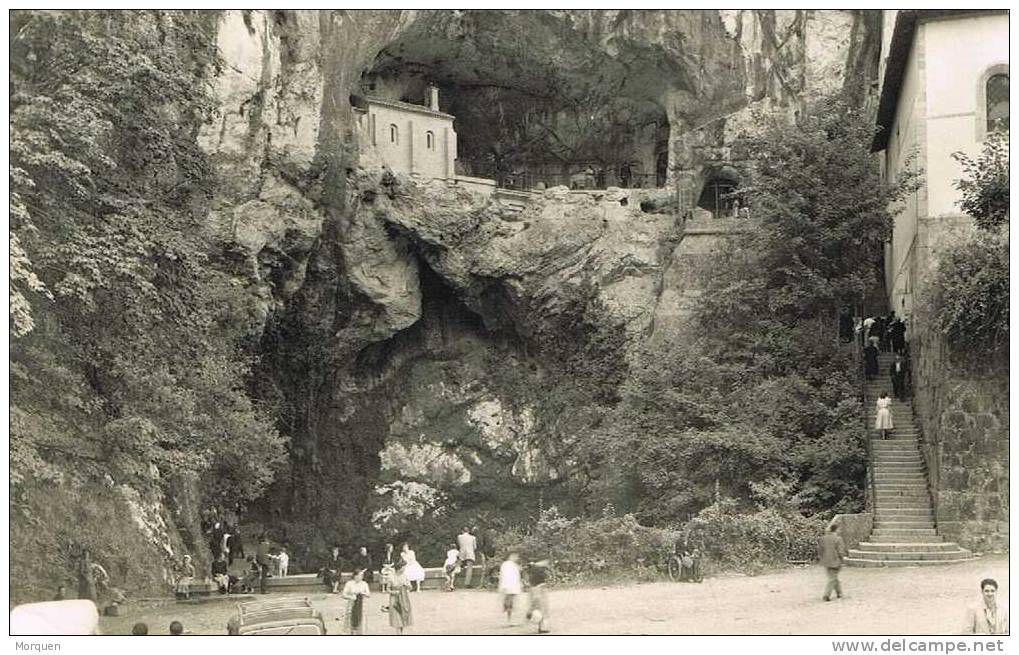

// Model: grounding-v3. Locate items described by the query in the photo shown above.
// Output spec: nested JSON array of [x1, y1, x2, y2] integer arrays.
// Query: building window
[[426, 131, 435, 150], [977, 64, 1009, 141], [987, 74, 1009, 133], [389, 124, 399, 144]]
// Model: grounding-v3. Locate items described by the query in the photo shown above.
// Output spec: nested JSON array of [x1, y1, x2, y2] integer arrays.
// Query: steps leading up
[[847, 353, 975, 567]]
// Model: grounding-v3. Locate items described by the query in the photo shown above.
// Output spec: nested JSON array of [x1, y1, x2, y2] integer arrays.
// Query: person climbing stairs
[[846, 353, 975, 567]]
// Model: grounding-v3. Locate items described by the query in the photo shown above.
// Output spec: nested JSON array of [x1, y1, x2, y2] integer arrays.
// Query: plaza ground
[[100, 554, 1007, 635]]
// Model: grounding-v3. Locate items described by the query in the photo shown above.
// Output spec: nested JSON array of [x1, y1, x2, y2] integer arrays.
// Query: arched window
[[426, 131, 435, 150], [389, 124, 399, 144], [986, 74, 1009, 133]]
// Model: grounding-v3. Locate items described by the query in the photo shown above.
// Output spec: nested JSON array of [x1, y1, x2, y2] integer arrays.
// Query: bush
[[679, 497, 825, 575], [493, 507, 679, 584], [924, 228, 1009, 364], [953, 131, 1009, 230]]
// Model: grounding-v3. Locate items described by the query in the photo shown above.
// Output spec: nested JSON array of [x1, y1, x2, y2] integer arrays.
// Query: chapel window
[[390, 124, 399, 143], [426, 131, 435, 150], [987, 74, 1009, 133]]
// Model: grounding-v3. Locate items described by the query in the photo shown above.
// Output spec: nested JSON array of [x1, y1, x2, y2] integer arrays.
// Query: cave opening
[[358, 11, 675, 189], [697, 165, 741, 218]]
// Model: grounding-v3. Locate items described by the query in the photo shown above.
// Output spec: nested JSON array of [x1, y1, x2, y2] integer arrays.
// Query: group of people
[[322, 542, 428, 596], [443, 527, 481, 591]]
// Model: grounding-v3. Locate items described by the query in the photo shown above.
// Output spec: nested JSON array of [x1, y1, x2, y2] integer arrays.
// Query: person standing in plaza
[[380, 543, 396, 593], [341, 569, 371, 635], [444, 543, 461, 591], [401, 543, 425, 592], [818, 523, 847, 602], [457, 527, 478, 588], [498, 552, 522, 625], [388, 560, 414, 635], [255, 534, 272, 594], [963, 578, 1009, 634]]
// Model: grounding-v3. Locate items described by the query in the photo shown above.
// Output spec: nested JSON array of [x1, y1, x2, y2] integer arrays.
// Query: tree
[[10, 12, 285, 598], [953, 131, 1009, 230]]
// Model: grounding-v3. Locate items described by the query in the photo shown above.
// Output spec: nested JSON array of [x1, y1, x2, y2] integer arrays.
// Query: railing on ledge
[[456, 159, 662, 192]]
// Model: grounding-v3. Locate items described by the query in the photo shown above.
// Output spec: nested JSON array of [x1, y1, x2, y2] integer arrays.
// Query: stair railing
[[855, 326, 876, 513]]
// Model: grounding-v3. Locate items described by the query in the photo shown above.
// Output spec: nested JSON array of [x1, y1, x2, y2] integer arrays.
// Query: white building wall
[[883, 22, 923, 318], [365, 103, 457, 180], [922, 14, 1009, 217]]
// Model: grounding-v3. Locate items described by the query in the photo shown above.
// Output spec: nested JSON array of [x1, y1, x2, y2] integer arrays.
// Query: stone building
[[871, 9, 1008, 552], [873, 9, 1008, 319], [355, 85, 458, 180]]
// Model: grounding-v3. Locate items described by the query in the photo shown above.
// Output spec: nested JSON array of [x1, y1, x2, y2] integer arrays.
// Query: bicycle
[[667, 551, 703, 583]]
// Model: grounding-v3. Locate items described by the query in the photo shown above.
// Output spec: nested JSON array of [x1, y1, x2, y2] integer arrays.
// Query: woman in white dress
[[340, 569, 371, 635], [401, 543, 425, 592], [875, 392, 894, 439]]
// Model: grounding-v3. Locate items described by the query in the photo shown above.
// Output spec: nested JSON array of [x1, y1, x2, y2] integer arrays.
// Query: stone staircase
[[845, 353, 975, 567]]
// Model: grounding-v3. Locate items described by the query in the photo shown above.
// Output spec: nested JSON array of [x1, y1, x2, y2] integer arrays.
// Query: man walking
[[819, 523, 847, 602], [890, 354, 907, 399], [457, 527, 478, 588]]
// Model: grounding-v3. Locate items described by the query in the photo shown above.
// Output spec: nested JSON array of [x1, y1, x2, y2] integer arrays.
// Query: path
[[100, 555, 1007, 635]]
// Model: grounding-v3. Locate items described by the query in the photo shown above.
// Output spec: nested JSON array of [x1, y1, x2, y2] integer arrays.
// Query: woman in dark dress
[[864, 342, 880, 379]]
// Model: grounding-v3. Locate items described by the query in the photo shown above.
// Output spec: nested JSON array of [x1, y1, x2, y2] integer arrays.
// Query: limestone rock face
[[192, 10, 881, 538]]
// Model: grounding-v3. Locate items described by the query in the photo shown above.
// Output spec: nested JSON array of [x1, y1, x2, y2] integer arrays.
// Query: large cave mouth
[[360, 10, 674, 187]]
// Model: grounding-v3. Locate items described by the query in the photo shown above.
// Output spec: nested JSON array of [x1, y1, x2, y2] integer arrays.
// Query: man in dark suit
[[890, 354, 907, 399], [256, 535, 272, 594], [819, 523, 848, 602]]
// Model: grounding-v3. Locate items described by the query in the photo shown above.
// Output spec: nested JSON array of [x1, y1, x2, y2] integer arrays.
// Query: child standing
[[444, 544, 461, 592]]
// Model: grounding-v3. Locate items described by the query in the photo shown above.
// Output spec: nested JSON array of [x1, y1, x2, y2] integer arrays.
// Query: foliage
[[493, 507, 680, 584], [712, 98, 919, 319], [679, 496, 825, 575], [10, 10, 284, 595], [922, 228, 1009, 364], [10, 480, 186, 603], [569, 97, 891, 528], [952, 132, 1009, 230]]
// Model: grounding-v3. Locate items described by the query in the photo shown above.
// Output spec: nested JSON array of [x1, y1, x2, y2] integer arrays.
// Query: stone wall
[[830, 513, 874, 551], [912, 329, 1009, 553]]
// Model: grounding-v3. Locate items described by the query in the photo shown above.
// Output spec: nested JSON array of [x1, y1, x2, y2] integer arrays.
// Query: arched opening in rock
[[358, 12, 675, 189], [697, 165, 741, 218]]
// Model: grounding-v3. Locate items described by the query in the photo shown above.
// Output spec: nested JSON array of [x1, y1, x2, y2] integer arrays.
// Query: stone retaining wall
[[830, 513, 873, 551], [911, 329, 1008, 553]]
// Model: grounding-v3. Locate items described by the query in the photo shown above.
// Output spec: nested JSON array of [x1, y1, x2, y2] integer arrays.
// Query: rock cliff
[[195, 10, 880, 552]]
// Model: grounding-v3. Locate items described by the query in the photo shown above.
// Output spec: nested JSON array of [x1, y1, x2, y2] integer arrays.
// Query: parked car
[[227, 598, 326, 635]]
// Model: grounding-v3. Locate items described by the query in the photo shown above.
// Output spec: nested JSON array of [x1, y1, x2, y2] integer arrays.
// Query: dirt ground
[[100, 555, 1007, 635]]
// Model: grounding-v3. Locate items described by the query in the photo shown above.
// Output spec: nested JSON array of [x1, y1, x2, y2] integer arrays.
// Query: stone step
[[872, 470, 925, 476], [844, 556, 976, 568], [872, 455, 923, 462], [855, 542, 961, 553], [877, 508, 934, 517], [872, 467, 925, 473], [873, 479, 927, 484], [874, 523, 936, 531], [873, 458, 923, 463], [848, 549, 971, 562], [869, 535, 944, 544], [875, 500, 933, 508], [871, 528, 939, 538]]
